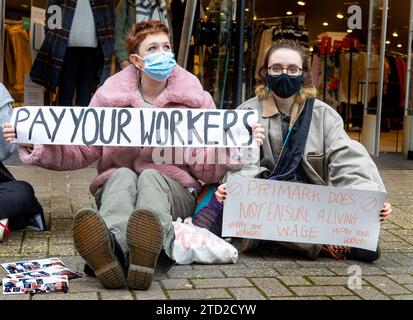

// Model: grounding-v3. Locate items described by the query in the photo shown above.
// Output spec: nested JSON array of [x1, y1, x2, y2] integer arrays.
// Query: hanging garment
[[251, 24, 267, 84], [339, 51, 366, 105], [135, 0, 171, 27], [385, 56, 402, 114], [317, 53, 341, 108], [30, 0, 115, 92], [68, 0, 98, 48], [255, 28, 273, 80], [365, 53, 382, 99], [4, 25, 32, 94], [396, 58, 407, 107], [311, 53, 320, 88]]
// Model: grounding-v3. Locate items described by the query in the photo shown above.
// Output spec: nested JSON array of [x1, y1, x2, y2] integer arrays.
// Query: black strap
[[264, 98, 314, 181]]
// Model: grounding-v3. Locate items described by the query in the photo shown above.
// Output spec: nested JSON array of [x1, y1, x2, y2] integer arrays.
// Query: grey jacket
[[224, 94, 386, 260], [224, 95, 386, 193], [224, 95, 386, 260], [0, 83, 17, 162]]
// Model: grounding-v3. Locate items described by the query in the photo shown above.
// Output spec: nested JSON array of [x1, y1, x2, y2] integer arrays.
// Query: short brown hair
[[125, 20, 170, 55], [256, 39, 316, 99]]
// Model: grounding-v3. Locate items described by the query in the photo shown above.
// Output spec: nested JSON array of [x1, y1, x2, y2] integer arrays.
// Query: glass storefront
[[1, 0, 35, 105], [187, 0, 410, 156], [362, 0, 388, 156], [186, 0, 237, 109], [403, 0, 413, 158], [1, 0, 412, 158]]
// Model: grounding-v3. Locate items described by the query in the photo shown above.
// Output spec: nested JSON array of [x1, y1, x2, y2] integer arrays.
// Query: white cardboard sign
[[10, 106, 258, 148], [222, 176, 386, 251]]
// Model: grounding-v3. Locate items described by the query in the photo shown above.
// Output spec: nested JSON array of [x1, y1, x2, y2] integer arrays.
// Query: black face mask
[[266, 73, 304, 98]]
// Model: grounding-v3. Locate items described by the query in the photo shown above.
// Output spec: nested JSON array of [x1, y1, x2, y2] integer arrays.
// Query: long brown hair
[[255, 40, 317, 102]]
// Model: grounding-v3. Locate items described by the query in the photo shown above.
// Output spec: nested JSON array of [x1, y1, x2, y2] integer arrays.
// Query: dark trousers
[[0, 181, 44, 230], [58, 47, 103, 106]]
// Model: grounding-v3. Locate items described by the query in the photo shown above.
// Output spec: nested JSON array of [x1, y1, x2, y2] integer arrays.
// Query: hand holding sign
[[3, 123, 33, 148], [252, 123, 265, 146], [222, 176, 387, 251], [380, 202, 392, 221], [3, 123, 16, 143], [9, 107, 259, 148], [215, 184, 227, 204]]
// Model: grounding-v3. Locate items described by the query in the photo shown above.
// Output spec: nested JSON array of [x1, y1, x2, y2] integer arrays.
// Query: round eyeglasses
[[268, 64, 303, 76]]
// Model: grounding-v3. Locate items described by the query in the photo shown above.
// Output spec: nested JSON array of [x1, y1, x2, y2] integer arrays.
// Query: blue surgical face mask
[[137, 51, 176, 81]]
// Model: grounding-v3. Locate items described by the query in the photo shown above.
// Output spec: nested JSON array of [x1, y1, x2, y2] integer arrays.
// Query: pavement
[[1, 165, 413, 301]]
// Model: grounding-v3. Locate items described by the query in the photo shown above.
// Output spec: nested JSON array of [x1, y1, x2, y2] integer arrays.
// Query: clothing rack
[[313, 42, 360, 127], [4, 19, 22, 26], [256, 15, 308, 47], [254, 15, 300, 29], [317, 41, 335, 102], [313, 42, 406, 133], [356, 48, 406, 105], [254, 15, 299, 22], [386, 50, 407, 60]]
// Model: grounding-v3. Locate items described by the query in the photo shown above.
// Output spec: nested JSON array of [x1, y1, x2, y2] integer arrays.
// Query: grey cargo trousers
[[94, 168, 196, 271]]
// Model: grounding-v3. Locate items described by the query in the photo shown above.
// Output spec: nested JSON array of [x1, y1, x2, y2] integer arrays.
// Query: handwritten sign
[[10, 107, 258, 148], [222, 176, 386, 251]]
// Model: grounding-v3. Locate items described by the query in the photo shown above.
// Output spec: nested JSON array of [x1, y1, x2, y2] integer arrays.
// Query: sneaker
[[322, 244, 381, 262], [73, 209, 125, 289], [126, 208, 163, 290]]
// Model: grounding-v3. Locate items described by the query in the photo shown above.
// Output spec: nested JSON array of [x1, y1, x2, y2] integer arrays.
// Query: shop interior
[[2, 0, 32, 106], [1, 0, 410, 154], [187, 0, 409, 153]]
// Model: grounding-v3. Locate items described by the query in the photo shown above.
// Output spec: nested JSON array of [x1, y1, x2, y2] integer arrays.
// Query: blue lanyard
[[283, 127, 293, 147]]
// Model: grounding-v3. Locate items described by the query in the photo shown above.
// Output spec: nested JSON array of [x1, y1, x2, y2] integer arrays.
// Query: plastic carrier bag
[[172, 218, 238, 265]]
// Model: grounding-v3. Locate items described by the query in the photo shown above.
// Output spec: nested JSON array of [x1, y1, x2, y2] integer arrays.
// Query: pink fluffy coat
[[19, 65, 239, 195]]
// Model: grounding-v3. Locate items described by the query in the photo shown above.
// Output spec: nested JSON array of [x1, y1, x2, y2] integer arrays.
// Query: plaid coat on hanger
[[30, 0, 115, 92]]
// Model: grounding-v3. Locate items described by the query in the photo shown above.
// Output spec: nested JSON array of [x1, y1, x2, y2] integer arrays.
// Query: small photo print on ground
[[1, 258, 65, 274], [6, 265, 82, 280], [2, 275, 69, 295]]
